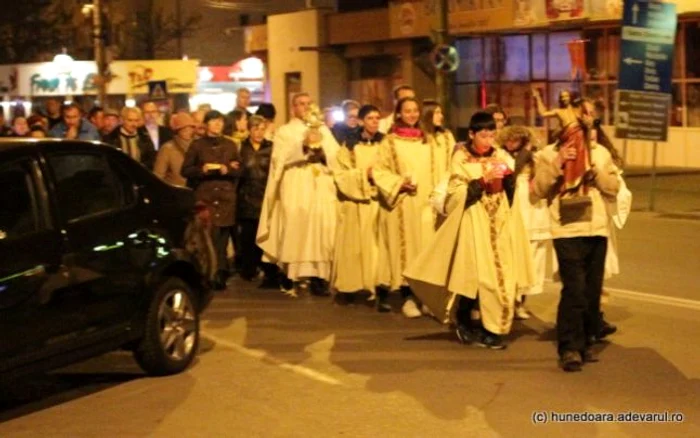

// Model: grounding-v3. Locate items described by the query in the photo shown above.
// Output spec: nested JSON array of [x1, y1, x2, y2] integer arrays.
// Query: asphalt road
[[1, 240, 699, 437]]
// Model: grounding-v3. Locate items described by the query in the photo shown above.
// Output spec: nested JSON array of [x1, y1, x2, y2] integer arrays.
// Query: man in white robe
[[256, 93, 340, 296]]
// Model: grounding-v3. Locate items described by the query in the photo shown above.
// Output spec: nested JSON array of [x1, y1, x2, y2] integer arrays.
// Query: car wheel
[[133, 277, 199, 376]]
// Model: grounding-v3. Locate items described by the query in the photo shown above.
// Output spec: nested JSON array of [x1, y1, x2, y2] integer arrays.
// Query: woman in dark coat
[[181, 110, 241, 289], [236, 115, 279, 288]]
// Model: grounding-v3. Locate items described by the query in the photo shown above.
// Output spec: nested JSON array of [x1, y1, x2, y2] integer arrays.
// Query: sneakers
[[401, 298, 423, 318], [514, 303, 531, 320], [455, 324, 478, 344], [560, 351, 583, 372], [475, 329, 507, 350]]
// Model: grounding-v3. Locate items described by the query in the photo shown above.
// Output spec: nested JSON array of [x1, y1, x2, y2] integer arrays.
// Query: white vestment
[[256, 118, 340, 281]]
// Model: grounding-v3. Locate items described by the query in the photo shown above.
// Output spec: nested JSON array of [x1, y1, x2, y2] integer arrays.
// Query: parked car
[[0, 139, 214, 381]]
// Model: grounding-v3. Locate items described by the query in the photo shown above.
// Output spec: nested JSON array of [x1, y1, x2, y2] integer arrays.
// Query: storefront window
[[686, 22, 700, 79], [500, 35, 530, 82], [671, 84, 683, 127], [688, 84, 700, 127], [500, 83, 530, 125], [584, 29, 606, 81], [608, 84, 617, 127], [584, 83, 606, 122], [673, 26, 683, 79], [607, 29, 620, 81], [456, 38, 482, 83], [484, 37, 499, 81], [455, 84, 480, 129], [548, 31, 580, 81], [532, 34, 547, 80]]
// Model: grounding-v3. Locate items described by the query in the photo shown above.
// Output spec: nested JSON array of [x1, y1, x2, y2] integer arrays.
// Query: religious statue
[[532, 88, 593, 221], [302, 104, 328, 173]]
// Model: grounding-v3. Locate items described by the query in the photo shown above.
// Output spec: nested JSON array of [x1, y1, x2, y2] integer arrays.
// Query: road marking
[[605, 286, 700, 311], [545, 281, 700, 311], [201, 330, 344, 386]]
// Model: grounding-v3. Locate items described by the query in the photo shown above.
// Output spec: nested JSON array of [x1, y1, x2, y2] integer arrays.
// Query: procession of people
[[3, 84, 629, 372]]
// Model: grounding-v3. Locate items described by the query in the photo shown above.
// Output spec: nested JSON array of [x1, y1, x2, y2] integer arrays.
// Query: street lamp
[[82, 0, 107, 106], [53, 48, 75, 104]]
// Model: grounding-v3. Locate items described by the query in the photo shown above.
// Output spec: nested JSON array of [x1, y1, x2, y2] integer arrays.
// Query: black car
[[0, 139, 214, 381]]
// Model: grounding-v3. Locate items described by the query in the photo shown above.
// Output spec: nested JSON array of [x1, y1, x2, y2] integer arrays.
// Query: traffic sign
[[431, 45, 459, 74], [148, 80, 168, 100], [616, 0, 677, 142]]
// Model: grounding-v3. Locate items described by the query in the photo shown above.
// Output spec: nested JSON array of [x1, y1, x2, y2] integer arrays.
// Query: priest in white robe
[[256, 93, 340, 296]]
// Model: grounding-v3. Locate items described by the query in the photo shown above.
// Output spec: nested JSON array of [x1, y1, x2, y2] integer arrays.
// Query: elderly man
[[256, 92, 340, 296], [48, 103, 100, 141], [103, 107, 157, 169], [140, 100, 173, 150]]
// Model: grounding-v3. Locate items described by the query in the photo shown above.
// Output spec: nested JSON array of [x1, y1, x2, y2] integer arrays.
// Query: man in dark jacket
[[181, 110, 242, 290], [141, 100, 173, 150], [103, 107, 157, 170]]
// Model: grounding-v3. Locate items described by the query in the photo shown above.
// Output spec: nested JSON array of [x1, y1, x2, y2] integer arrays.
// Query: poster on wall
[[546, 0, 586, 21], [589, 0, 623, 21], [513, 0, 546, 27]]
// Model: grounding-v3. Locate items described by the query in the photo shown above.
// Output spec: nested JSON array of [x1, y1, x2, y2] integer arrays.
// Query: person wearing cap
[[154, 112, 197, 187], [181, 110, 242, 290], [101, 108, 121, 138]]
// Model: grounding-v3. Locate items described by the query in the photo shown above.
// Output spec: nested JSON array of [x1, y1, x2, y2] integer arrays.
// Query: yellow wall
[[268, 9, 323, 122]]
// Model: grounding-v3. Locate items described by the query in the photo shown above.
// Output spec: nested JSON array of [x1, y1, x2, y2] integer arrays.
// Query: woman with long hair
[[372, 97, 445, 318], [227, 109, 249, 150]]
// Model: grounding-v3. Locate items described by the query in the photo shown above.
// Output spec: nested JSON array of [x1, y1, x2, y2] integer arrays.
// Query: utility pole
[[432, 0, 451, 123], [93, 0, 107, 105], [176, 0, 184, 58]]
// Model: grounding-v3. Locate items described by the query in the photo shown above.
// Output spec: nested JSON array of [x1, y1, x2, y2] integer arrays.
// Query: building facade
[[246, 0, 700, 168]]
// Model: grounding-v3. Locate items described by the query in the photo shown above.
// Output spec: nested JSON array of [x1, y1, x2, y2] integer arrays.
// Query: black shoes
[[560, 351, 583, 372], [212, 270, 229, 291], [475, 329, 507, 350], [455, 324, 478, 344], [598, 313, 618, 340], [258, 277, 279, 289], [376, 288, 392, 313], [455, 326, 506, 350], [309, 278, 330, 296], [581, 348, 599, 363]]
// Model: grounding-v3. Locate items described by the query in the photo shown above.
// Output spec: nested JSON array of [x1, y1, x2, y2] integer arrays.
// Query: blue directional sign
[[619, 0, 677, 93], [616, 0, 677, 142]]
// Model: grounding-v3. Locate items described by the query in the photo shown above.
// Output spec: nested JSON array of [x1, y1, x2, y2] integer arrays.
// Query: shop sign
[[109, 60, 199, 95], [0, 66, 17, 94], [18, 61, 99, 96], [449, 0, 514, 33]]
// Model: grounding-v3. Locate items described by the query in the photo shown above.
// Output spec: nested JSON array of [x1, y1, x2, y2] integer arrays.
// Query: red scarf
[[391, 125, 424, 139]]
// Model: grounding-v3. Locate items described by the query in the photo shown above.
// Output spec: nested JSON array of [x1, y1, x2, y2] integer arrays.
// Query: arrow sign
[[623, 57, 643, 66]]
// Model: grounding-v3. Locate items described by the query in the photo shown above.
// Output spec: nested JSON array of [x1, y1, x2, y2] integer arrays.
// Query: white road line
[[201, 331, 344, 386], [604, 286, 700, 311], [545, 281, 700, 311]]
